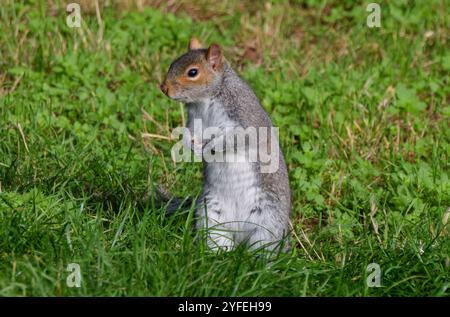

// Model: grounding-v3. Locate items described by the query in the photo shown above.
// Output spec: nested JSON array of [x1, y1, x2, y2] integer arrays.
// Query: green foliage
[[0, 1, 448, 296]]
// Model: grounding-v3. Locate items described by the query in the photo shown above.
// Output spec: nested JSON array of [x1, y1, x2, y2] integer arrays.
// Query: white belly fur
[[188, 99, 271, 248]]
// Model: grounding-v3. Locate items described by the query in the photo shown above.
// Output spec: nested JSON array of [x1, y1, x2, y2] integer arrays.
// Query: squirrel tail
[[153, 185, 195, 216]]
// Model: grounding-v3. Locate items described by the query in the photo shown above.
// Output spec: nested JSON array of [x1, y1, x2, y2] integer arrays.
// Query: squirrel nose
[[160, 82, 169, 95]]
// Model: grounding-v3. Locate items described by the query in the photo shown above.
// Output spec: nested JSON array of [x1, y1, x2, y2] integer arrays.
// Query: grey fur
[[164, 50, 291, 252]]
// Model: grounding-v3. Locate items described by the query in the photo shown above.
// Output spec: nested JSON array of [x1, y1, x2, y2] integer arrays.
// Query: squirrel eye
[[187, 68, 198, 78]]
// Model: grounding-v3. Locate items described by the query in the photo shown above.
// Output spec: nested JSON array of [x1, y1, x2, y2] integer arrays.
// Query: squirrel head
[[160, 38, 225, 103]]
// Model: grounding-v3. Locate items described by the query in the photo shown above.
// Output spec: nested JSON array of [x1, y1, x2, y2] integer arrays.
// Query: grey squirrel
[[159, 38, 291, 251]]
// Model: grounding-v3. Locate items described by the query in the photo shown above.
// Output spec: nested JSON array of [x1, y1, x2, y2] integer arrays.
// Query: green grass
[[0, 0, 449, 296]]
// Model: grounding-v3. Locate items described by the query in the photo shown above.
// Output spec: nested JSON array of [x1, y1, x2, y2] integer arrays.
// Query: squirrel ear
[[188, 37, 203, 50], [206, 44, 223, 71]]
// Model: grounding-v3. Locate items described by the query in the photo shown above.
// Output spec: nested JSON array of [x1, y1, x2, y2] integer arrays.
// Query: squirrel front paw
[[182, 131, 202, 156], [191, 138, 204, 157]]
